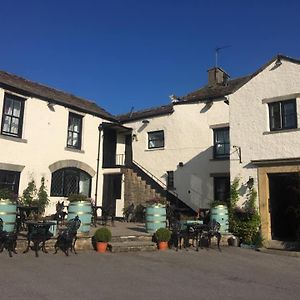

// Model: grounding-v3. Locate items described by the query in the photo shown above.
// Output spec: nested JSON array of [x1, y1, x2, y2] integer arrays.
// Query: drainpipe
[[94, 124, 102, 207]]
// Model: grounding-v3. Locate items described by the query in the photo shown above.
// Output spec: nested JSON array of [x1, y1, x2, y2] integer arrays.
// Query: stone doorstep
[[110, 241, 157, 253]]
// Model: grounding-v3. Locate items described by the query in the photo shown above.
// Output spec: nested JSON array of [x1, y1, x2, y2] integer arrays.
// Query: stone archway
[[49, 160, 96, 177]]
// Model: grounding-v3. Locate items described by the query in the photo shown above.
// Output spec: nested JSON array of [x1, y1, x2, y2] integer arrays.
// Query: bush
[[155, 227, 171, 242], [229, 178, 261, 245], [68, 194, 88, 203], [94, 227, 112, 242]]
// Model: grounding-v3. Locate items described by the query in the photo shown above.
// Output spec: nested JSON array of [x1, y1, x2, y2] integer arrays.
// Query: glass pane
[[79, 172, 90, 196], [72, 133, 78, 146], [13, 100, 21, 117], [269, 103, 281, 130], [4, 99, 13, 115], [282, 101, 296, 129], [3, 116, 11, 132], [11, 117, 19, 134]]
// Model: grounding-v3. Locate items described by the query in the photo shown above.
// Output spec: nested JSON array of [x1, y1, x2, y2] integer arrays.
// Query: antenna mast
[[215, 45, 231, 67]]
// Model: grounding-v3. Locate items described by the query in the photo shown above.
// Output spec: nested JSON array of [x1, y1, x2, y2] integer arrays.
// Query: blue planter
[[210, 205, 229, 233], [67, 201, 92, 234], [0, 199, 17, 233], [146, 205, 166, 234]]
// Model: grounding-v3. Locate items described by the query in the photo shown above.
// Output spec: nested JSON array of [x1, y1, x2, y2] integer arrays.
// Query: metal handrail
[[132, 160, 179, 198]]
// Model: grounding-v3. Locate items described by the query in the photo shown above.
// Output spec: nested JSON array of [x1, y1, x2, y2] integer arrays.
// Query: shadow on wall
[[170, 147, 230, 211]]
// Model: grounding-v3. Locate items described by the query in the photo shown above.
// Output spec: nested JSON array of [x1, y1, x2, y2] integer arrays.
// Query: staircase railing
[[131, 160, 179, 200]]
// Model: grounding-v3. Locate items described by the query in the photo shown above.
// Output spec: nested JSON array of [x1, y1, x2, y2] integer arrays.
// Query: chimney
[[207, 67, 230, 86]]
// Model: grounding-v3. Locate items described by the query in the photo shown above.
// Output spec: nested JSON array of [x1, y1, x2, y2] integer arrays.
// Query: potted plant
[[93, 227, 112, 253], [155, 227, 171, 250]]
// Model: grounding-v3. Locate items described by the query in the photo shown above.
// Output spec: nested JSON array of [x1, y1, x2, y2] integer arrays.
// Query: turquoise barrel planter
[[67, 201, 92, 234], [210, 205, 229, 233], [0, 199, 17, 233], [146, 205, 166, 234]]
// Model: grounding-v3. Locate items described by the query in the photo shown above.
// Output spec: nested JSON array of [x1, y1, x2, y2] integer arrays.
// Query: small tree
[[37, 177, 49, 215], [21, 179, 37, 206]]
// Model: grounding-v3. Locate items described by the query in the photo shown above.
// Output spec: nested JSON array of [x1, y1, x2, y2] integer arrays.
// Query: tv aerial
[[215, 45, 231, 67]]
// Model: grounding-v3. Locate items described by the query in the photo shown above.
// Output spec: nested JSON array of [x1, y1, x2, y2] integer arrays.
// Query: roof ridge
[[0, 70, 96, 104]]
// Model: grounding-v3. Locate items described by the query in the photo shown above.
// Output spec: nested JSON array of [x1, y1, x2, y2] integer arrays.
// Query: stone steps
[[110, 241, 157, 253], [14, 233, 156, 254]]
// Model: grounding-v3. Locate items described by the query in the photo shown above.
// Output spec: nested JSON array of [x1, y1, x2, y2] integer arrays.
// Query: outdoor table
[[23, 221, 55, 257]]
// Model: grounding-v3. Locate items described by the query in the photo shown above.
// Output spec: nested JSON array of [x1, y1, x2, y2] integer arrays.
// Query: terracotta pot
[[96, 242, 108, 253], [158, 241, 168, 250]]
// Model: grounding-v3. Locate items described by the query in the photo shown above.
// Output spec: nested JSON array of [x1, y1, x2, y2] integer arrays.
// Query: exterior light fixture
[[247, 177, 254, 189]]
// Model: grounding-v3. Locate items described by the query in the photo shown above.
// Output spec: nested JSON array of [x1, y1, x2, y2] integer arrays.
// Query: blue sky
[[1, 0, 300, 115]]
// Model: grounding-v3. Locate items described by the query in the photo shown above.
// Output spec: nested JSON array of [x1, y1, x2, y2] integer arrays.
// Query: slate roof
[[0, 71, 116, 121], [179, 75, 252, 103], [119, 54, 300, 122], [118, 104, 174, 122]]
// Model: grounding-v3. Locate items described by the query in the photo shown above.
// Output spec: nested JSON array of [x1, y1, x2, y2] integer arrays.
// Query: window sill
[[0, 134, 27, 143], [263, 128, 300, 135], [145, 148, 165, 152], [65, 147, 85, 154]]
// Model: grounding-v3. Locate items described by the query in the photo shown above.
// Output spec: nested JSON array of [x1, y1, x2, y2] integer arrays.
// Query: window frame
[[50, 167, 91, 197], [148, 130, 165, 149], [213, 176, 230, 203], [213, 127, 229, 159], [268, 99, 297, 131], [0, 170, 20, 195], [1, 93, 25, 138], [67, 112, 83, 150]]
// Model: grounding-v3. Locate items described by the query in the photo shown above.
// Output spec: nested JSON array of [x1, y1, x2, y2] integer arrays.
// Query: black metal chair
[[23, 221, 54, 257], [0, 218, 18, 257], [53, 201, 67, 226], [54, 215, 81, 256]]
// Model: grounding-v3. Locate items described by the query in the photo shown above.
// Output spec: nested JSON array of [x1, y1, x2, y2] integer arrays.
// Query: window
[[167, 171, 174, 190], [1, 93, 25, 138], [148, 130, 164, 149], [67, 113, 82, 149], [0, 170, 20, 195], [214, 177, 230, 203], [269, 99, 297, 131], [50, 168, 91, 197], [213, 127, 229, 159]]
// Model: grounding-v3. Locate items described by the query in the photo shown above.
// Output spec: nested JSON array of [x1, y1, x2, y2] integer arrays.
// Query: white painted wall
[[0, 88, 124, 216], [124, 100, 229, 210], [230, 59, 300, 204]]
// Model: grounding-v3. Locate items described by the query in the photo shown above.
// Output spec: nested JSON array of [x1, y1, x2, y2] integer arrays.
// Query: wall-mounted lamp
[[233, 145, 242, 163], [247, 176, 254, 189], [132, 134, 138, 141], [142, 119, 150, 124], [178, 162, 184, 167]]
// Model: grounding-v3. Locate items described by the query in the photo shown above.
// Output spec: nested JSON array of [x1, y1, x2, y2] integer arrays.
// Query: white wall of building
[[230, 59, 300, 204], [0, 88, 120, 215], [124, 100, 229, 210]]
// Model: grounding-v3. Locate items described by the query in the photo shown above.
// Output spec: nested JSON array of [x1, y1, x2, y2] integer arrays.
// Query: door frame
[[257, 164, 300, 241]]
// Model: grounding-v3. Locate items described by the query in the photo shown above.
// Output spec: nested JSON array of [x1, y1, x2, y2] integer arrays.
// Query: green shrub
[[155, 227, 171, 242], [68, 194, 88, 203], [94, 227, 112, 242], [0, 188, 17, 202], [229, 178, 261, 245]]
